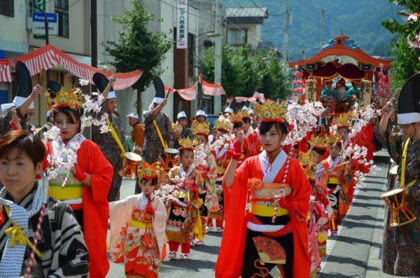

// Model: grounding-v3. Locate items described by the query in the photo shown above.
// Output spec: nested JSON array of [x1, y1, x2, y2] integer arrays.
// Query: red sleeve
[[43, 142, 52, 171], [78, 140, 113, 203], [217, 157, 259, 277], [287, 158, 312, 277]]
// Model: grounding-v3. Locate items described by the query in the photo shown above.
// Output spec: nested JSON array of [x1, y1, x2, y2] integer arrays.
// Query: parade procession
[[0, 0, 419, 277]]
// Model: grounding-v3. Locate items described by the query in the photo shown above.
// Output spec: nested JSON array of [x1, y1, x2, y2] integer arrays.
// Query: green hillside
[[223, 0, 401, 61]]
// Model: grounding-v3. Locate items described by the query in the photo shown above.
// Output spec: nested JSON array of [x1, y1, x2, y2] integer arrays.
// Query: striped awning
[[0, 60, 12, 83], [15, 45, 143, 90]]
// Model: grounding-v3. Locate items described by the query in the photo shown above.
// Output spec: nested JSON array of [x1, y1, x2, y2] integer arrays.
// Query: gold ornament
[[327, 134, 341, 146], [191, 120, 210, 136], [178, 137, 196, 150], [215, 116, 232, 132], [44, 87, 84, 110], [254, 100, 288, 123], [310, 134, 327, 150], [137, 161, 161, 181], [230, 112, 244, 123], [334, 111, 353, 128]]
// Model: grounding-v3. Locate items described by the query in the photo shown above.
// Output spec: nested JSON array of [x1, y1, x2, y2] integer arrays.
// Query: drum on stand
[[381, 187, 416, 227]]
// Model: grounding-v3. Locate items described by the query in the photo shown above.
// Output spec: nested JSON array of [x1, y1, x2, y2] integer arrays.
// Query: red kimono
[[44, 139, 113, 277], [216, 151, 311, 278]]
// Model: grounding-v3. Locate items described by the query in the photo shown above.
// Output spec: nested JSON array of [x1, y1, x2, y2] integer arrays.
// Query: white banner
[[176, 0, 188, 49]]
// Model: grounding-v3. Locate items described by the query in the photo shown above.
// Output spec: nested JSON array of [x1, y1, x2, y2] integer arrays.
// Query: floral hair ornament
[[310, 134, 327, 150], [44, 87, 84, 111], [137, 161, 161, 181], [215, 115, 232, 132], [254, 100, 288, 123], [178, 137, 196, 150], [334, 111, 353, 129], [230, 112, 244, 123], [327, 133, 342, 147], [191, 120, 210, 136]]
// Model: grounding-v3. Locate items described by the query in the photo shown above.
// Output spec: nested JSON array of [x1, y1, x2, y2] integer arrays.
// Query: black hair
[[233, 122, 243, 129], [312, 147, 326, 155], [259, 121, 289, 135], [139, 176, 158, 186], [243, 117, 251, 124], [53, 107, 84, 133]]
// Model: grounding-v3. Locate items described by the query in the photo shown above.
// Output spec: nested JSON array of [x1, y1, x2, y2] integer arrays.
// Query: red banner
[[165, 83, 197, 101], [199, 74, 225, 96]]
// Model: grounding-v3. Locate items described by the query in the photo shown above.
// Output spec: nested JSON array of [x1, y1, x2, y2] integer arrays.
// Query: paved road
[[107, 150, 393, 278]]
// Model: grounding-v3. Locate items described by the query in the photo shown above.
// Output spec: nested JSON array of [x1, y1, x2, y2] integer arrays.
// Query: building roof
[[226, 7, 268, 18]]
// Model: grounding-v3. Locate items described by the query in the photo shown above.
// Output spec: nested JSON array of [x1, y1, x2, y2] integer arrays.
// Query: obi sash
[[249, 183, 291, 217], [129, 219, 153, 229], [49, 173, 83, 209]]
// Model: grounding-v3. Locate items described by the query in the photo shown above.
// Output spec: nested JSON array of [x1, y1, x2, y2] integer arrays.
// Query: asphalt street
[[107, 150, 393, 278]]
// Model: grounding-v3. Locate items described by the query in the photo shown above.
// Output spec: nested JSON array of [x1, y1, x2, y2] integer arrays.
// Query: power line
[[247, 0, 284, 17]]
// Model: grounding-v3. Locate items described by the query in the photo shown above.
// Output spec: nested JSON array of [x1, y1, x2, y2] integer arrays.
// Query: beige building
[[226, 7, 268, 49], [1, 0, 218, 132]]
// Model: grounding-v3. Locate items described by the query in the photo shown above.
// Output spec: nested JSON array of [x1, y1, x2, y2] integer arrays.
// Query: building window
[[55, 0, 69, 38], [227, 29, 247, 46], [0, 0, 14, 17]]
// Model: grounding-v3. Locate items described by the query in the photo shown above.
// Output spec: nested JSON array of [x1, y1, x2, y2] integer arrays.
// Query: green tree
[[382, 0, 420, 91], [103, 0, 171, 113], [200, 45, 291, 99]]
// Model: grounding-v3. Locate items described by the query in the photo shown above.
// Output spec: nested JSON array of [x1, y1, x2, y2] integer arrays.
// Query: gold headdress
[[298, 151, 315, 180], [310, 134, 327, 150], [191, 120, 210, 136], [254, 100, 288, 123], [215, 116, 232, 132], [230, 112, 244, 123], [327, 133, 342, 146], [137, 162, 161, 181], [178, 137, 196, 150], [44, 87, 84, 110], [334, 111, 353, 128]]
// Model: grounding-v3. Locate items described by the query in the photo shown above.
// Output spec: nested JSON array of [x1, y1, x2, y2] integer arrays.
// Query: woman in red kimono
[[43, 86, 113, 277], [216, 100, 311, 278]]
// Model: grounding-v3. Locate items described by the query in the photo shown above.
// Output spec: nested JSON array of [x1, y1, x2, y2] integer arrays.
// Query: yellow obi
[[129, 219, 153, 229], [49, 173, 83, 201], [327, 177, 338, 184], [250, 183, 291, 217]]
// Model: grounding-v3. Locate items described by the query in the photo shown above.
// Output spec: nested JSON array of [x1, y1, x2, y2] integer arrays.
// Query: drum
[[119, 152, 142, 179], [381, 188, 416, 227], [387, 165, 398, 190], [164, 148, 179, 169]]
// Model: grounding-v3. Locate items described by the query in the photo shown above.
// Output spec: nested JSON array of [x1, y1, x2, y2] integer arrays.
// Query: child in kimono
[[166, 137, 203, 260], [110, 162, 167, 278]]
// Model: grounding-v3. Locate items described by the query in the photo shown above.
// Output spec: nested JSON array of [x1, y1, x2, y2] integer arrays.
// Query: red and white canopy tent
[[1, 44, 143, 90]]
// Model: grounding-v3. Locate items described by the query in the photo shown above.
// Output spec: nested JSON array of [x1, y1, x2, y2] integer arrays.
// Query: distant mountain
[[223, 0, 401, 61]]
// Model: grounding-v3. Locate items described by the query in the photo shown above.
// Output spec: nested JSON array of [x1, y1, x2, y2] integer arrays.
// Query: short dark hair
[[139, 176, 158, 186], [243, 117, 251, 124], [233, 122, 243, 129], [53, 107, 83, 133], [311, 147, 326, 155], [0, 130, 45, 166], [259, 121, 289, 135]]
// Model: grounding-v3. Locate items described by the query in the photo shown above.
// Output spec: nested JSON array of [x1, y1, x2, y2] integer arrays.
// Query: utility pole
[[283, 0, 289, 62], [321, 9, 325, 46], [32, 0, 49, 81], [91, 0, 97, 68], [214, 0, 222, 114]]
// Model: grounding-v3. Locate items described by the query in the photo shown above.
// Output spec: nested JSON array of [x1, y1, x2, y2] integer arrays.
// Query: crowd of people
[[0, 63, 418, 278]]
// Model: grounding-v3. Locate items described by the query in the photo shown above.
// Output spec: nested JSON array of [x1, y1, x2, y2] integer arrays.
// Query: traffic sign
[[32, 12, 58, 36]]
